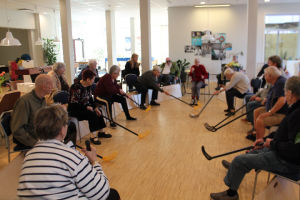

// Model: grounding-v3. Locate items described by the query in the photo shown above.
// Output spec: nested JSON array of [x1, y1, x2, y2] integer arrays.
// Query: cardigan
[[160, 62, 181, 77], [94, 74, 121, 99], [188, 64, 208, 83], [224, 72, 251, 94], [17, 140, 110, 199], [68, 82, 96, 111]]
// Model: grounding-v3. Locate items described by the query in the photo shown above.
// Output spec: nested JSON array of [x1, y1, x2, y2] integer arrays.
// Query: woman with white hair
[[46, 62, 69, 105], [213, 68, 251, 116], [94, 65, 137, 128]]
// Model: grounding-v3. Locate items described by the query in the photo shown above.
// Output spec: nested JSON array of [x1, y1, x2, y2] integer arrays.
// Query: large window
[[264, 15, 300, 62]]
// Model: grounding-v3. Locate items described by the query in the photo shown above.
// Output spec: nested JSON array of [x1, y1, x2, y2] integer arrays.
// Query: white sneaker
[[194, 99, 199, 105], [190, 98, 195, 105]]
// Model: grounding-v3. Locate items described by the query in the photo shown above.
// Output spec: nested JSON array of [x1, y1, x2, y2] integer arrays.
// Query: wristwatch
[[268, 110, 273, 114], [91, 160, 100, 165]]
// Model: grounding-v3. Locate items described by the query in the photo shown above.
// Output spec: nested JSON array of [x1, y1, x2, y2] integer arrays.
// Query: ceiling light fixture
[[195, 4, 230, 8], [201, 0, 215, 42], [35, 6, 43, 45], [53, 9, 60, 43], [0, 0, 21, 46], [264, 0, 270, 2], [200, 2, 205, 4], [43, 12, 47, 14]]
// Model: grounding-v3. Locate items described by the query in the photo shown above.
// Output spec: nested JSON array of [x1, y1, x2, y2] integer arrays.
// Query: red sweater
[[189, 64, 208, 83], [94, 74, 121, 98]]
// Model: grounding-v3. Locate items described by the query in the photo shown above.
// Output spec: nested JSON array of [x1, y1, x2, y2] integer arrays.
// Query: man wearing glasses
[[158, 57, 181, 86]]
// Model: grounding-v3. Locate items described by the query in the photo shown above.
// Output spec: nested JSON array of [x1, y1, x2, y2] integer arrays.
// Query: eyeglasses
[[64, 121, 71, 126], [166, 61, 171, 63]]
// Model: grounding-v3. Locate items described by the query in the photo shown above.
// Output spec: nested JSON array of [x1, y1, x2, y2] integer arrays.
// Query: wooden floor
[[0, 84, 270, 199]]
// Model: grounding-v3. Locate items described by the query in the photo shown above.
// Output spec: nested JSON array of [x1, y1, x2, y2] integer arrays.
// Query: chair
[[0, 111, 31, 163], [125, 74, 141, 105], [200, 73, 210, 101], [252, 169, 300, 200], [251, 78, 263, 94], [52, 91, 82, 142], [0, 91, 21, 118]]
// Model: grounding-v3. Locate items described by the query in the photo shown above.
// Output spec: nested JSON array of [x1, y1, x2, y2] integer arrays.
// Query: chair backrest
[[91, 83, 97, 94], [53, 91, 69, 104], [0, 91, 21, 116], [125, 74, 138, 85], [251, 78, 262, 89], [0, 112, 12, 137]]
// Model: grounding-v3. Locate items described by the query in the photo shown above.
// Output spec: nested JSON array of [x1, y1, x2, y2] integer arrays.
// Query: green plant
[[42, 38, 57, 65], [94, 48, 105, 62], [176, 59, 190, 73]]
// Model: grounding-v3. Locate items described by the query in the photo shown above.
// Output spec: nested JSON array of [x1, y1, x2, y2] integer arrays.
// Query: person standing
[[189, 58, 208, 105]]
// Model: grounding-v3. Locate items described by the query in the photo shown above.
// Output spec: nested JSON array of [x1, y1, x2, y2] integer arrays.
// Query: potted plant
[[42, 38, 57, 66], [176, 59, 190, 83]]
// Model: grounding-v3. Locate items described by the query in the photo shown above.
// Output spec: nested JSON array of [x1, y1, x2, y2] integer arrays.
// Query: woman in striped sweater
[[17, 105, 120, 200]]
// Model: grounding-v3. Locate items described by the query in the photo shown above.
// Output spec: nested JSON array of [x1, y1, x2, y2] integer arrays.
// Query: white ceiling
[[0, 0, 300, 22]]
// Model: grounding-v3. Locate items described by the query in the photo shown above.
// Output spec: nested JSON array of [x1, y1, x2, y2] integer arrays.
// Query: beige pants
[[258, 107, 285, 127]]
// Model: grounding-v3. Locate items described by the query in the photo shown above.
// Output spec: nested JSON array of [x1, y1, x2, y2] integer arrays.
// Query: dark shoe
[[210, 190, 239, 200], [150, 101, 160, 106], [222, 160, 231, 169], [245, 134, 256, 142], [224, 109, 230, 112], [140, 104, 147, 110], [247, 128, 255, 134], [98, 132, 112, 138], [110, 122, 117, 129], [90, 137, 101, 145], [225, 111, 235, 116], [127, 116, 137, 121]]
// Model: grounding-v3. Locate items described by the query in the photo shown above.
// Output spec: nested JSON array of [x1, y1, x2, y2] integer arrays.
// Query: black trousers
[[107, 188, 120, 200], [133, 82, 158, 104], [68, 109, 106, 133], [225, 88, 247, 110], [95, 94, 131, 120], [216, 73, 227, 86]]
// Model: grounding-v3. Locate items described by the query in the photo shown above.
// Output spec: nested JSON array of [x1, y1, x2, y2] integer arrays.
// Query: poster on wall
[[185, 45, 195, 53], [212, 33, 227, 43], [194, 46, 202, 56], [222, 43, 232, 50], [191, 31, 202, 46], [125, 37, 131, 51], [201, 43, 213, 57], [211, 43, 226, 60]]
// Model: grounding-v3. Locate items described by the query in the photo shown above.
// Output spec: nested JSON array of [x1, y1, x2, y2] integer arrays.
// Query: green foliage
[[176, 59, 190, 72], [42, 38, 57, 65], [94, 48, 105, 61], [295, 132, 300, 144]]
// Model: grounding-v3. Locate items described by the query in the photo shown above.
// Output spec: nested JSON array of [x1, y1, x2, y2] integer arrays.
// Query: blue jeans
[[224, 148, 299, 190], [244, 95, 261, 124]]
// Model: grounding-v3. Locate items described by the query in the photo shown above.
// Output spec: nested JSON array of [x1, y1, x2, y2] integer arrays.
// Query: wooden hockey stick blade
[[102, 151, 118, 161], [193, 102, 202, 110], [145, 105, 151, 112], [138, 130, 150, 138]]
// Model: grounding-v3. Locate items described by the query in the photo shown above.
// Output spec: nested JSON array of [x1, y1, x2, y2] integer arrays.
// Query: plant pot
[[180, 72, 187, 83]]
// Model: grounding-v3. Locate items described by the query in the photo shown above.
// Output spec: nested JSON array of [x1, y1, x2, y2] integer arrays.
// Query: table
[[15, 66, 52, 75]]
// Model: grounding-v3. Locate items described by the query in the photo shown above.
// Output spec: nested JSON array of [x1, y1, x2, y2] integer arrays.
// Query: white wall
[[168, 6, 247, 75], [0, 8, 35, 29], [169, 3, 300, 75]]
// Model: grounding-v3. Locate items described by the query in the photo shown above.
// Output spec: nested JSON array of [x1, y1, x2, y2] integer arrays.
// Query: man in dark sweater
[[134, 66, 170, 110], [210, 76, 300, 200], [77, 59, 99, 81]]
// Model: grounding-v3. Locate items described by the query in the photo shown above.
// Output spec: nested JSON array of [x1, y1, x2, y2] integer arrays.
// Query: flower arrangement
[[0, 71, 6, 95]]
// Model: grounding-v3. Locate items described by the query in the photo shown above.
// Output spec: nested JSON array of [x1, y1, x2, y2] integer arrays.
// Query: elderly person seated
[[133, 66, 170, 110], [45, 62, 69, 105], [17, 105, 120, 200], [213, 68, 251, 116], [246, 66, 289, 141], [189, 58, 208, 105], [216, 55, 241, 90], [77, 59, 99, 81], [94, 65, 137, 128], [210, 76, 300, 200], [68, 69, 111, 145], [158, 57, 181, 86]]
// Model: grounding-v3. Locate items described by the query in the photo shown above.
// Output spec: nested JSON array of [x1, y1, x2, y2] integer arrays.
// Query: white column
[[28, 13, 44, 67], [105, 10, 117, 68], [59, 0, 75, 84], [246, 0, 258, 80], [139, 0, 152, 73], [130, 17, 136, 55]]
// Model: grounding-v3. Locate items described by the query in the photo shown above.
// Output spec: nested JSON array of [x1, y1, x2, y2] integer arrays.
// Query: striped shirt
[[17, 140, 110, 200]]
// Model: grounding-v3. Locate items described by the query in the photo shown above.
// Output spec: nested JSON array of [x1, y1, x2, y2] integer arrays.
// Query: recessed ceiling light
[[200, 2, 205, 4], [195, 4, 230, 8], [264, 0, 270, 2], [43, 12, 47, 14]]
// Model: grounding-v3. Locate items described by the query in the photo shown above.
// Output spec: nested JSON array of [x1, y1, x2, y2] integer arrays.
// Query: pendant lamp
[[202, 0, 215, 42], [0, 1, 21, 46], [35, 6, 43, 45], [53, 9, 61, 43]]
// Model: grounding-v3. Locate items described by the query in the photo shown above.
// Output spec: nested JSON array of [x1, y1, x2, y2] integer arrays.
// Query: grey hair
[[52, 62, 66, 72], [88, 59, 97, 65], [264, 66, 281, 78], [224, 68, 234, 76], [195, 58, 200, 62], [285, 76, 300, 98], [153, 66, 161, 72], [109, 65, 120, 74]]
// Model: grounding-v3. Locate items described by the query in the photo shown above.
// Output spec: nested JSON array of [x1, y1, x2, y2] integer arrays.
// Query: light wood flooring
[[0, 84, 270, 199]]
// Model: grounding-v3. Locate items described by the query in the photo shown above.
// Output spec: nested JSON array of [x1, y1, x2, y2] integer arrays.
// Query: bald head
[[35, 74, 53, 98], [35, 74, 52, 88]]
